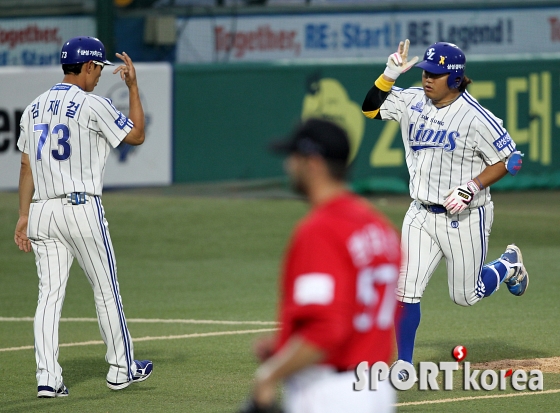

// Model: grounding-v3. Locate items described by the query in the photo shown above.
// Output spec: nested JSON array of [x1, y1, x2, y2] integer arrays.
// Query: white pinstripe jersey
[[380, 87, 516, 207], [18, 83, 133, 200]]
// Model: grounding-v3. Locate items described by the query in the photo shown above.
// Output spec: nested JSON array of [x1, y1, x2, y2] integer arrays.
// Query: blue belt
[[421, 203, 447, 214]]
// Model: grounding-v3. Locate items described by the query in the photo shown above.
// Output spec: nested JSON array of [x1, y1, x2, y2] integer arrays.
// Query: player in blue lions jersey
[[362, 40, 529, 379], [15, 36, 152, 398]]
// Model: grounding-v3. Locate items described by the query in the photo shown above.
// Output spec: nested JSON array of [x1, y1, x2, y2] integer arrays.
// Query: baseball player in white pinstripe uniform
[[362, 40, 529, 378], [14, 36, 152, 398]]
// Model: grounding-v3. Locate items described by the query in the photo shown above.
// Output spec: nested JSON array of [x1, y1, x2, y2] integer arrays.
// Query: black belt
[[420, 203, 447, 214]]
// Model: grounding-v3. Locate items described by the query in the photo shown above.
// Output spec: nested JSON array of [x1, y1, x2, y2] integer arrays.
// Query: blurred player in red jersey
[[238, 118, 400, 413]]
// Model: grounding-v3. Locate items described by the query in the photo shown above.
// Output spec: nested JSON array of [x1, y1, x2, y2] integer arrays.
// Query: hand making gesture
[[383, 39, 419, 81], [113, 51, 138, 88]]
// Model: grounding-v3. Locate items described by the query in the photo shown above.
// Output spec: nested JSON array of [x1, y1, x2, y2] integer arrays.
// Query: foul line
[[0, 317, 277, 325], [0, 328, 278, 353], [396, 388, 560, 406]]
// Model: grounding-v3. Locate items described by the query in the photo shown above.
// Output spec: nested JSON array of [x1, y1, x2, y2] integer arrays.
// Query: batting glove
[[443, 180, 480, 214], [384, 39, 419, 81], [237, 398, 284, 413]]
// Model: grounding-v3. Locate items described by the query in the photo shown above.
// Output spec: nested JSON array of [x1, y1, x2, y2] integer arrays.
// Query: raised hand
[[384, 39, 419, 81], [113, 52, 138, 88]]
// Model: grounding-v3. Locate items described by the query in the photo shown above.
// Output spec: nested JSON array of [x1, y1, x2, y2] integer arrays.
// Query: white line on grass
[[396, 388, 560, 406], [1, 327, 558, 405], [0, 317, 277, 325], [0, 328, 279, 353]]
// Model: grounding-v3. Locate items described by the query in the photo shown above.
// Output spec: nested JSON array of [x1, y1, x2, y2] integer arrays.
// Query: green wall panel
[[174, 60, 560, 192]]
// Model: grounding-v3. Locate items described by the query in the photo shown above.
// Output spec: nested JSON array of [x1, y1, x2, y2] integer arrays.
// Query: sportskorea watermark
[[353, 346, 544, 392]]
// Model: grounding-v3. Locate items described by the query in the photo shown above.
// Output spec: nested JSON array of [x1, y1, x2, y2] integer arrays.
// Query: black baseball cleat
[[106, 360, 153, 390], [37, 383, 69, 398]]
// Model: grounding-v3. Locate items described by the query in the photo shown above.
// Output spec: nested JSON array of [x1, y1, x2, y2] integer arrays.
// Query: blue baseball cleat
[[397, 368, 409, 382], [390, 360, 417, 382], [107, 360, 153, 390], [501, 244, 529, 296], [37, 383, 69, 398]]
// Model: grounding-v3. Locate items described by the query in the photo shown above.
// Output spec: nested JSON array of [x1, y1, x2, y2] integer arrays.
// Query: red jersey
[[276, 192, 401, 370]]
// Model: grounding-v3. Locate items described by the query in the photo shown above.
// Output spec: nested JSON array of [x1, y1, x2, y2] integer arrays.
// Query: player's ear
[[84, 61, 93, 74]]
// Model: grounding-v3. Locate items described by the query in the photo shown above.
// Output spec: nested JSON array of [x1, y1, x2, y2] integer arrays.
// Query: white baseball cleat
[[37, 383, 69, 398], [106, 360, 153, 390], [500, 244, 529, 296]]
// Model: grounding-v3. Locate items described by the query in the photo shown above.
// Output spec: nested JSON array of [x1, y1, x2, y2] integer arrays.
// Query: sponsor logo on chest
[[410, 101, 424, 113]]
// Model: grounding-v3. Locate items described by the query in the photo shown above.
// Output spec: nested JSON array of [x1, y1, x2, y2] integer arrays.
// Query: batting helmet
[[415, 42, 466, 89], [60, 36, 113, 66]]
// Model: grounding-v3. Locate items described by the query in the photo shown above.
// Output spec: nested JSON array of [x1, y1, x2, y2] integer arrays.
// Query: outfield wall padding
[[174, 60, 560, 192]]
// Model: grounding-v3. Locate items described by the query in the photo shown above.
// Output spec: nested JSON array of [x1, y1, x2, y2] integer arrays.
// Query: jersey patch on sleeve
[[492, 134, 513, 151], [114, 113, 129, 130], [293, 273, 335, 306]]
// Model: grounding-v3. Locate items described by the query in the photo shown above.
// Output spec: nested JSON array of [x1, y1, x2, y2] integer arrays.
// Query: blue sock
[[481, 260, 509, 297], [396, 302, 421, 364]]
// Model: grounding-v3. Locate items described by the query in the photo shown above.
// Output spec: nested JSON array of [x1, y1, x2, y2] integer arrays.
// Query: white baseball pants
[[397, 200, 494, 306], [284, 366, 395, 413], [28, 196, 134, 388]]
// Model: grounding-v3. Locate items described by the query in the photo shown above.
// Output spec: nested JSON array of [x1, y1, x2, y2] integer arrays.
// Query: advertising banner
[[176, 7, 560, 63], [0, 17, 96, 66], [0, 63, 172, 191]]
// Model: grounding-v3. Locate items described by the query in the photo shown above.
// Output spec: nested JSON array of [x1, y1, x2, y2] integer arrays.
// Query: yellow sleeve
[[362, 109, 380, 119], [374, 75, 395, 92], [362, 75, 395, 119]]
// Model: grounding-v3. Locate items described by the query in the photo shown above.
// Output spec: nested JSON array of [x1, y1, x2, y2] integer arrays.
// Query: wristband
[[375, 74, 395, 92], [466, 180, 480, 195], [383, 66, 401, 81], [474, 177, 484, 189]]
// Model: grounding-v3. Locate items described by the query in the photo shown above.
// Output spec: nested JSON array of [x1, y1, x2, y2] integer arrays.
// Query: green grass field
[[1, 187, 559, 412]]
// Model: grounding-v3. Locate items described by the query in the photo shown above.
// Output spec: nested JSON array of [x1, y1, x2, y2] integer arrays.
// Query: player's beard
[[286, 155, 310, 198], [289, 174, 308, 197], [288, 169, 310, 198]]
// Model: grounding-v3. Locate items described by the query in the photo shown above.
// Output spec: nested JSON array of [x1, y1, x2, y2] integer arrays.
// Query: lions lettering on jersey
[[406, 98, 461, 152], [379, 87, 516, 206], [408, 123, 459, 152]]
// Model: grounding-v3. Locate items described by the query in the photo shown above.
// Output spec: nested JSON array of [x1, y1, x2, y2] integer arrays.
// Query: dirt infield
[[471, 357, 560, 373]]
